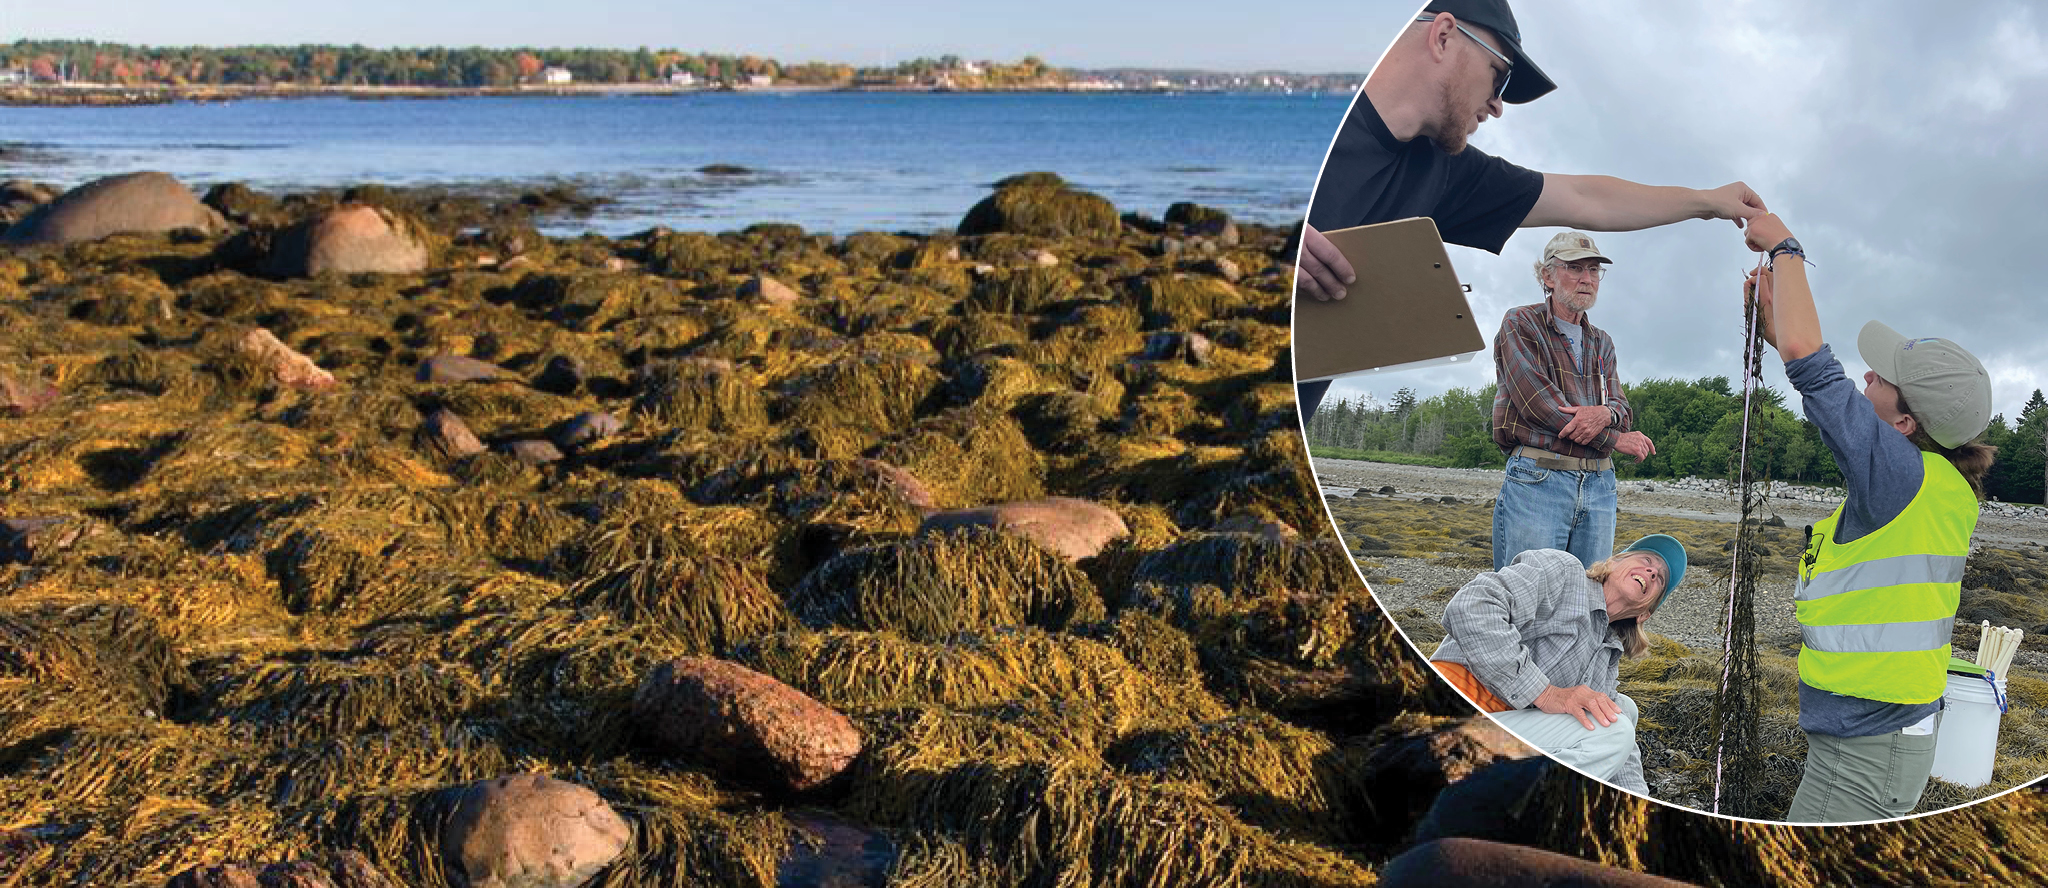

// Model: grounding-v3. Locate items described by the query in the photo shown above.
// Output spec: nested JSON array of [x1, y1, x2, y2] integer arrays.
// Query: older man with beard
[[1488, 232, 1655, 572]]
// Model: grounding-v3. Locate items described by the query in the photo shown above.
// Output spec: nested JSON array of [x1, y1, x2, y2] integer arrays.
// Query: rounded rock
[[2, 171, 228, 247], [417, 354, 507, 385], [268, 203, 428, 277], [238, 328, 337, 391], [418, 409, 486, 460], [503, 439, 564, 467], [850, 458, 936, 511], [916, 497, 1129, 562], [738, 274, 800, 307], [633, 657, 861, 794], [440, 774, 631, 888], [553, 411, 624, 453]]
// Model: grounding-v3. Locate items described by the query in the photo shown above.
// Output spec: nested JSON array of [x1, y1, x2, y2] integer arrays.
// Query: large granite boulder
[[633, 657, 861, 794], [2, 171, 228, 247], [267, 204, 429, 277], [440, 774, 631, 888]]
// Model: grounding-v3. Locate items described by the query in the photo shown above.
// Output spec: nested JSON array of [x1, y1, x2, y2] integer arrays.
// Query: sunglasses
[[1417, 13, 1513, 101]]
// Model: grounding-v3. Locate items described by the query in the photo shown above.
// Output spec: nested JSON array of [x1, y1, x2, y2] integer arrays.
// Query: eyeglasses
[[1549, 260, 1608, 280], [1417, 13, 1513, 101]]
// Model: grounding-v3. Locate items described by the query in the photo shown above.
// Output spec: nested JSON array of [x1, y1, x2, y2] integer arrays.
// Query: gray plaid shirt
[[1432, 549, 1625, 710]]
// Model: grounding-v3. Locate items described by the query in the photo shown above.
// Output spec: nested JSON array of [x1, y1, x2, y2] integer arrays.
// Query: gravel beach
[[1314, 456, 2048, 671]]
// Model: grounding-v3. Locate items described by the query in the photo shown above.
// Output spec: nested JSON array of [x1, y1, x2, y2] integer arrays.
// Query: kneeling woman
[[1428, 534, 1688, 796]]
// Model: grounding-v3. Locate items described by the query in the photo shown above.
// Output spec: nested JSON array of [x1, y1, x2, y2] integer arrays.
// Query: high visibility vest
[[1796, 452, 1978, 704]]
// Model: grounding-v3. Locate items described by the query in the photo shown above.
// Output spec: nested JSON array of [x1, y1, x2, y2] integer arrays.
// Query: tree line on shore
[[0, 39, 1057, 89], [1307, 378, 2048, 504]]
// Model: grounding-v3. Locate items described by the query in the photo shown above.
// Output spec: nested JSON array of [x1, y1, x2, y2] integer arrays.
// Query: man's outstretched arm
[[1524, 175, 1765, 231]]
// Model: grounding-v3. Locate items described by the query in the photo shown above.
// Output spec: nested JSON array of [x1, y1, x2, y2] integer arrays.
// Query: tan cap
[[1542, 231, 1610, 265], [1856, 320, 1993, 449]]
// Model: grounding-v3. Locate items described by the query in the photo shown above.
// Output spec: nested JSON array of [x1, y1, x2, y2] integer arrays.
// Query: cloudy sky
[[1317, 1, 2048, 424]]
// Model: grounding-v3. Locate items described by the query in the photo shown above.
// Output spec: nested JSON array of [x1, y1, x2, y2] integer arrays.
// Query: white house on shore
[[540, 66, 573, 85]]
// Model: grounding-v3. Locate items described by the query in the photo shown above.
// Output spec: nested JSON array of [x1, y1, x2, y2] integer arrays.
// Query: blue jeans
[[1492, 454, 1617, 572]]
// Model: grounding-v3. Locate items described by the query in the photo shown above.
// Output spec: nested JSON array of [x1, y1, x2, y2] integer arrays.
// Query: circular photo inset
[[1294, 0, 2048, 840]]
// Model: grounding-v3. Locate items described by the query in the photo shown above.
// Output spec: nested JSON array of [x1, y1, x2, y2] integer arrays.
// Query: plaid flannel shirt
[[1490, 302, 1632, 459], [1431, 549, 1625, 709]]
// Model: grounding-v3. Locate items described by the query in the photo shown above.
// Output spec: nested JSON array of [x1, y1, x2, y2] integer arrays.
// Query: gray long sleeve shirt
[[1787, 345, 1946, 736], [1432, 548, 1626, 710]]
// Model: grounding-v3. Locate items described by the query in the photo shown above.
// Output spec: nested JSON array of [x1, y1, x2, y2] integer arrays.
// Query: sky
[[0, 0, 1369, 73], [1316, 0, 2048, 425]]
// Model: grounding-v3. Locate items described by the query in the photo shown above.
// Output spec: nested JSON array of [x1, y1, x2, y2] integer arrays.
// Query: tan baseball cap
[[1542, 231, 1610, 265], [1856, 320, 1993, 449]]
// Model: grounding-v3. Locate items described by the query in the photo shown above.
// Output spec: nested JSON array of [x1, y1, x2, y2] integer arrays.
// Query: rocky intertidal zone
[[0, 171, 1518, 887], [9, 173, 2048, 888]]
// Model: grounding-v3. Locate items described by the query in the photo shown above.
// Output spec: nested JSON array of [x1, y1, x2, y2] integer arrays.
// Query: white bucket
[[1930, 672, 2009, 788]]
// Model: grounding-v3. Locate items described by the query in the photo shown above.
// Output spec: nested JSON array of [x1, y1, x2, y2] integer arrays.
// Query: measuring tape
[[1710, 253, 1771, 814]]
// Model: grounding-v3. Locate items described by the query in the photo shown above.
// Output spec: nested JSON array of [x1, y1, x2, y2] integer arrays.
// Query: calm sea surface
[[0, 92, 1345, 236]]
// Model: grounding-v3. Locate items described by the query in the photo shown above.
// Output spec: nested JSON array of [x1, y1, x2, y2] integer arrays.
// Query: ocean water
[[0, 91, 1346, 235]]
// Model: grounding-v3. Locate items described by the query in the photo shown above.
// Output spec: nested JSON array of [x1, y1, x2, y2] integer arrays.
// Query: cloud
[[1321, 1, 2048, 422]]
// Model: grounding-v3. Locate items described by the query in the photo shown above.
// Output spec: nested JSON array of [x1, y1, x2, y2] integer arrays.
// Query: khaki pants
[[1491, 693, 1647, 794], [1786, 728, 1937, 823]]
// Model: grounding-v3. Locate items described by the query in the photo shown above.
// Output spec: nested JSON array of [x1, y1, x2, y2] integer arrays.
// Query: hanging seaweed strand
[[1711, 260, 1770, 816]]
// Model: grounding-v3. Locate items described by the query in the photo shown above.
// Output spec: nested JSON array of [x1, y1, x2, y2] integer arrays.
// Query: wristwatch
[[1768, 237, 1804, 262]]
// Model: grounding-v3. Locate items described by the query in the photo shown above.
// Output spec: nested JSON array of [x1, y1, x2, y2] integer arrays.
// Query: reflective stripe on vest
[[1801, 617, 1956, 653], [1795, 552, 1968, 602], [1796, 451, 1977, 705]]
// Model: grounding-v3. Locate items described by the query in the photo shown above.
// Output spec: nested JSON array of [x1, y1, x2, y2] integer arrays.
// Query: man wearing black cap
[[1293, 0, 1768, 420]]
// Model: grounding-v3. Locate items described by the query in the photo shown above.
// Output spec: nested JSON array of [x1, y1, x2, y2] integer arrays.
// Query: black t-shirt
[[1306, 94, 1543, 253], [1296, 94, 1545, 419]]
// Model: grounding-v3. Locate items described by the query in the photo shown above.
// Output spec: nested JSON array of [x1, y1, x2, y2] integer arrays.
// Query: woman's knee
[[1613, 693, 1640, 723]]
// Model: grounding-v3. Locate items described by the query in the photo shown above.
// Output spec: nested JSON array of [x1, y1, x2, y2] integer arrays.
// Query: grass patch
[[1307, 446, 1455, 468]]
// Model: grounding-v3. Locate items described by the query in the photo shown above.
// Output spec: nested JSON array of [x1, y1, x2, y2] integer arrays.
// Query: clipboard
[[1292, 217, 1485, 383]]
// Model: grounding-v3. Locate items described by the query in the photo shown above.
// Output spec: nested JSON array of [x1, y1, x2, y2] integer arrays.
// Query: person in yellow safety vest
[[1741, 214, 1997, 823]]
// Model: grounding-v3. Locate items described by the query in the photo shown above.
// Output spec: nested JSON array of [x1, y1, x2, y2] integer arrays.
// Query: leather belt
[[1513, 445, 1613, 472]]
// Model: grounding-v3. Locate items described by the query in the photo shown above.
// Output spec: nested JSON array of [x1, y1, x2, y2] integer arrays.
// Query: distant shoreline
[[0, 82, 1306, 107]]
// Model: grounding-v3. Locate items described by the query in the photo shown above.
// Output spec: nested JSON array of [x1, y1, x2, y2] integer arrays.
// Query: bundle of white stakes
[[1977, 620, 2023, 677]]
